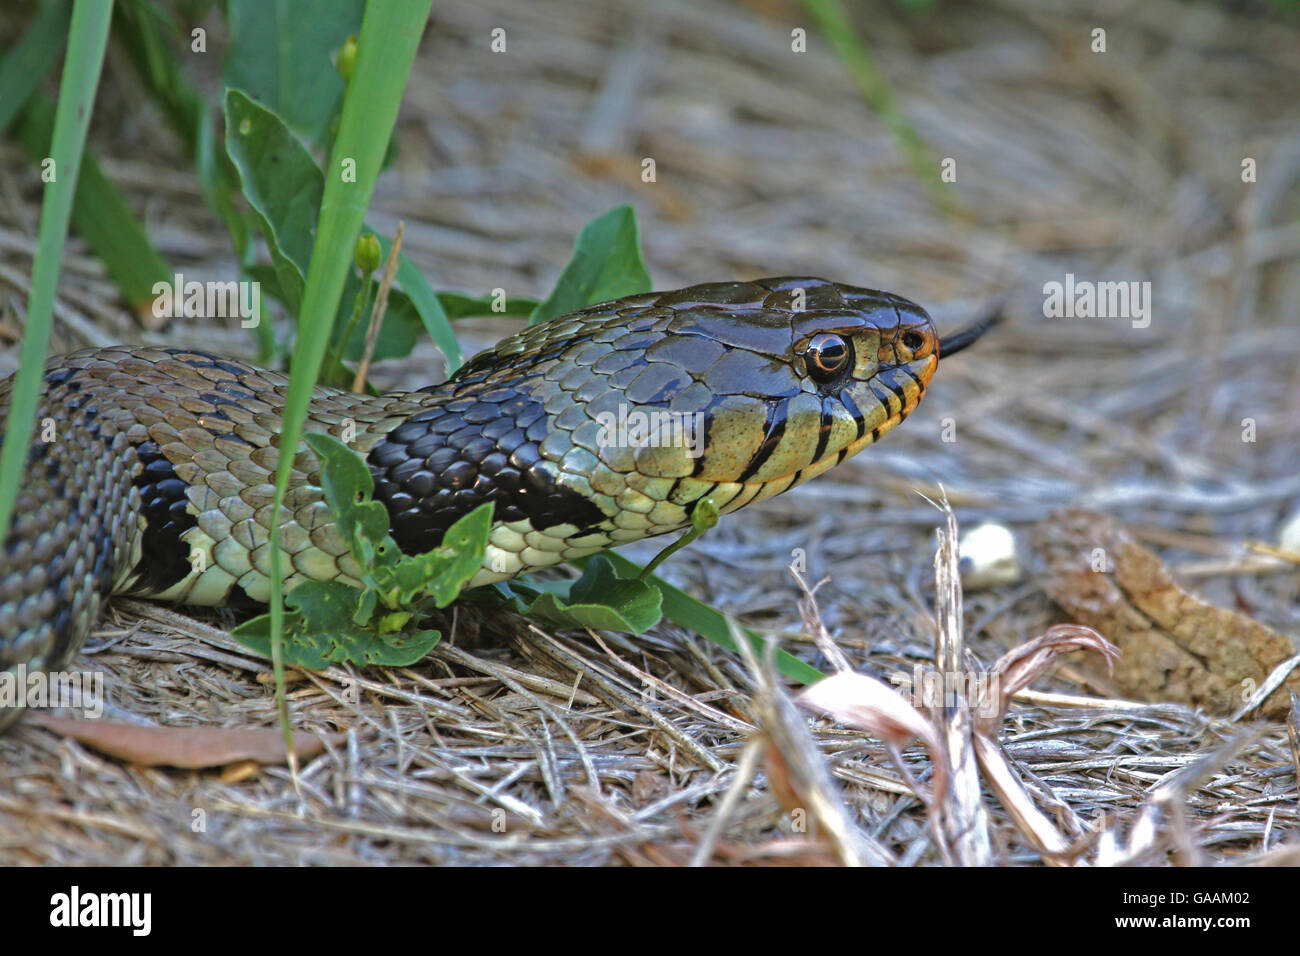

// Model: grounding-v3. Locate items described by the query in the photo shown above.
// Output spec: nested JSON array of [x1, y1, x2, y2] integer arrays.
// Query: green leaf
[[529, 204, 652, 325], [333, 275, 421, 363], [327, 247, 460, 376], [499, 556, 662, 634], [579, 552, 824, 684], [232, 433, 485, 670], [223, 0, 365, 146], [223, 88, 323, 315], [425, 503, 494, 603], [243, 263, 285, 303], [224, 93, 458, 375], [438, 291, 539, 320]]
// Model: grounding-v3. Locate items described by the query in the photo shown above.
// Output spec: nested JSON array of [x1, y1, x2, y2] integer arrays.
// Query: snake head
[[585, 277, 938, 501]]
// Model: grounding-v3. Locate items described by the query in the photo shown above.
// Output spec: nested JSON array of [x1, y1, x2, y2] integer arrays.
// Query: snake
[[0, 276, 993, 729]]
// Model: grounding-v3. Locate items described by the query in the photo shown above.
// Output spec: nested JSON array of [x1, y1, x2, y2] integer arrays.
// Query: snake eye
[[901, 330, 926, 352], [803, 333, 852, 384]]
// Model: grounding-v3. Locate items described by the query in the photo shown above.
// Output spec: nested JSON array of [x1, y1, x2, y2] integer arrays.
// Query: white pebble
[[958, 522, 1021, 590]]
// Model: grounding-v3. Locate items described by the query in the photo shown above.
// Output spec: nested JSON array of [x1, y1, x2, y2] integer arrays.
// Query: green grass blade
[[265, 0, 433, 739], [0, 3, 170, 313], [112, 2, 240, 230], [0, 0, 114, 547], [394, 247, 461, 372], [113, 0, 265, 353], [14, 95, 172, 313], [0, 0, 70, 136], [112, 0, 209, 149], [801, 0, 968, 221]]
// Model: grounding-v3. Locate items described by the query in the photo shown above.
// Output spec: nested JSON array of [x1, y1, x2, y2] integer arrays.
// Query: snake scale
[[0, 277, 991, 729]]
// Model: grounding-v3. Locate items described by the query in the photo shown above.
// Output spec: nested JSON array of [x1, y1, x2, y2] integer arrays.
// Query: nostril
[[901, 330, 926, 352]]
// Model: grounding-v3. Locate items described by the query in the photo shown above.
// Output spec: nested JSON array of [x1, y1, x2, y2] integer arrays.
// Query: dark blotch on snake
[[368, 389, 605, 555], [129, 439, 199, 595]]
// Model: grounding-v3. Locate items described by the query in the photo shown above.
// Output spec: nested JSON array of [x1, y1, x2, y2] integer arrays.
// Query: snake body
[[0, 277, 953, 726]]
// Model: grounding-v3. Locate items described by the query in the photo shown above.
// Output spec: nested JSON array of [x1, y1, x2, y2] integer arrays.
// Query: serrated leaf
[[288, 578, 359, 633], [232, 580, 440, 668], [232, 439, 487, 669], [529, 204, 651, 325], [376, 502, 493, 607], [440, 502, 494, 561], [302, 431, 393, 565]]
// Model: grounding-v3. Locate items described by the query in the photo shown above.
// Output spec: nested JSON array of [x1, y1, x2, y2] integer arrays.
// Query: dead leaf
[[975, 624, 1120, 733], [34, 714, 344, 769], [798, 671, 941, 752], [797, 670, 949, 808], [1034, 509, 1299, 717]]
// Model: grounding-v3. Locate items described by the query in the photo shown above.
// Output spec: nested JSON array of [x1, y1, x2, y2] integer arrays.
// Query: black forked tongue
[[938, 306, 1002, 359]]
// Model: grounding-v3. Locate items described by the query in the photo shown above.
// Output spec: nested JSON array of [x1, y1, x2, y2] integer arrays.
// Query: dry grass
[[0, 0, 1297, 865]]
